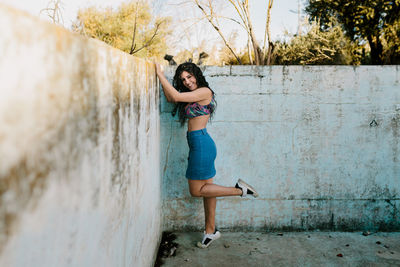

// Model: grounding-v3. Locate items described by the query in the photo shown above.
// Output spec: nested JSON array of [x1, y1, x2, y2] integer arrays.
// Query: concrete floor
[[160, 232, 400, 267]]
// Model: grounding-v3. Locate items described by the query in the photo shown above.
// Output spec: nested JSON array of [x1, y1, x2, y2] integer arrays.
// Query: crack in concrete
[[163, 120, 173, 177]]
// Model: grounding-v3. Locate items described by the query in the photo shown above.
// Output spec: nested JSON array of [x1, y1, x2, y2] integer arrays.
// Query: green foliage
[[305, 0, 400, 64], [72, 1, 171, 59], [382, 19, 400, 64], [216, 31, 251, 65], [273, 21, 360, 65], [218, 52, 250, 65]]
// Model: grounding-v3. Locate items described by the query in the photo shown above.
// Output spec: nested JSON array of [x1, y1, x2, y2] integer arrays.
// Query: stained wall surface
[[0, 5, 160, 267], [161, 65, 400, 232]]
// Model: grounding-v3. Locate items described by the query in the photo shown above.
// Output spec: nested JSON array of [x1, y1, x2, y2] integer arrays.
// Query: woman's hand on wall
[[154, 62, 164, 77], [154, 62, 174, 102]]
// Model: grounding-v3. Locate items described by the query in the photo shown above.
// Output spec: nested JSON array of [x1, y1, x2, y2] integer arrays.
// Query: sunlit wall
[[0, 5, 161, 267], [161, 65, 400, 232]]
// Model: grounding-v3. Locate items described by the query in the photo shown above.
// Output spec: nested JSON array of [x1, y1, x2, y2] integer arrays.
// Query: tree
[[263, 0, 274, 65], [40, 0, 64, 25], [218, 31, 251, 65], [72, 1, 171, 59], [193, 0, 243, 64], [305, 0, 400, 64], [382, 19, 400, 64], [274, 20, 360, 65], [192, 0, 274, 65], [227, 0, 264, 65]]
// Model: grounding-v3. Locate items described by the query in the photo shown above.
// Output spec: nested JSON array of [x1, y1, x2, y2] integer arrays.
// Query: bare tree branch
[[130, 21, 162, 55], [227, 0, 247, 31], [169, 1, 194, 6], [194, 0, 242, 64], [129, 2, 139, 55], [40, 0, 64, 25], [242, 1, 263, 65], [263, 0, 274, 65], [187, 0, 271, 65], [247, 37, 253, 64]]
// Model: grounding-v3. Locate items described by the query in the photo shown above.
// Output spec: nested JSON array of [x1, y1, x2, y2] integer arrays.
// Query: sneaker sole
[[238, 179, 259, 198]]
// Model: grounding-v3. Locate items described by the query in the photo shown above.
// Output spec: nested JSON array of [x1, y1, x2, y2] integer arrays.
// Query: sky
[[0, 0, 305, 54]]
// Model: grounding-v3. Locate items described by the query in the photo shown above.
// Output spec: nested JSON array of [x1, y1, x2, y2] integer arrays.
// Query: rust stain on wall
[[0, 147, 52, 252]]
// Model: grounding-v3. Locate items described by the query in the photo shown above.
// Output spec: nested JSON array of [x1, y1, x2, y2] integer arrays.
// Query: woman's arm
[[155, 63, 211, 103], [155, 64, 176, 102]]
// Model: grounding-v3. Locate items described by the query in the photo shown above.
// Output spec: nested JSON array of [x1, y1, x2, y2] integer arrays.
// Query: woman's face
[[180, 71, 198, 91]]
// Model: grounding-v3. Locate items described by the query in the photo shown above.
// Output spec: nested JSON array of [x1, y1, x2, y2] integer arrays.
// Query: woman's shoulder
[[196, 87, 213, 96], [196, 86, 211, 91]]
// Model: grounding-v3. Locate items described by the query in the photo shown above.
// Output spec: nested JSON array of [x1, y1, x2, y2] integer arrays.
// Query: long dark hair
[[172, 62, 216, 126]]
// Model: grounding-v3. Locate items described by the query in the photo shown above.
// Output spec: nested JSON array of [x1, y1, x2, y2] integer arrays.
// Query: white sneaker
[[235, 179, 259, 198], [197, 229, 221, 248]]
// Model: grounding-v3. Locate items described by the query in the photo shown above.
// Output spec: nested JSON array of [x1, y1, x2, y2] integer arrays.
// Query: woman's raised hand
[[154, 62, 164, 76]]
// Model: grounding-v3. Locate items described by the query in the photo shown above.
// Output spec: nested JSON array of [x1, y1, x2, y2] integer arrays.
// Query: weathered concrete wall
[[0, 5, 160, 267], [161, 65, 400, 232]]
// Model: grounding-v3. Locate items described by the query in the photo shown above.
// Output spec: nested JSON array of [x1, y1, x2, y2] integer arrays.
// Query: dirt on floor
[[156, 231, 400, 267]]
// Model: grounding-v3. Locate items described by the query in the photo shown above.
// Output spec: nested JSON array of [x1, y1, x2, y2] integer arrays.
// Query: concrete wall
[[161, 65, 400, 232], [0, 5, 160, 267]]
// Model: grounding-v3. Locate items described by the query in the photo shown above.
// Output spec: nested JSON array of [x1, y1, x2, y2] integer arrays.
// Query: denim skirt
[[186, 128, 217, 180]]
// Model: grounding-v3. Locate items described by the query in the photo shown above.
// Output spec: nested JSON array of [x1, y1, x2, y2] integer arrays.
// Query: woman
[[155, 62, 258, 248]]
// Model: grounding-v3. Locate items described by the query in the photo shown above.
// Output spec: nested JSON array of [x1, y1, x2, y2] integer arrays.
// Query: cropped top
[[184, 95, 216, 118]]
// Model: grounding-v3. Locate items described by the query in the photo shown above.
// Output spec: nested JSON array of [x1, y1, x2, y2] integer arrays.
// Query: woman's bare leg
[[202, 179, 217, 234], [188, 178, 242, 198], [203, 196, 216, 234], [188, 178, 241, 234]]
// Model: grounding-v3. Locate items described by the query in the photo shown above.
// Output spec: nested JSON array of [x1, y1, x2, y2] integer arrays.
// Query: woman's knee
[[189, 188, 202, 197], [188, 178, 213, 197]]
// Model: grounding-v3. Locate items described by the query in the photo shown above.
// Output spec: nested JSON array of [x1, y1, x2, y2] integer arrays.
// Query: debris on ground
[[168, 246, 176, 257], [362, 231, 371, 236], [277, 233, 283, 236], [376, 241, 381, 244], [154, 232, 179, 267], [160, 232, 400, 265]]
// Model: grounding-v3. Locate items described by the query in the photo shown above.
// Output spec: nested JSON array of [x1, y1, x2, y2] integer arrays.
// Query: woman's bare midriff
[[187, 115, 210, 132]]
